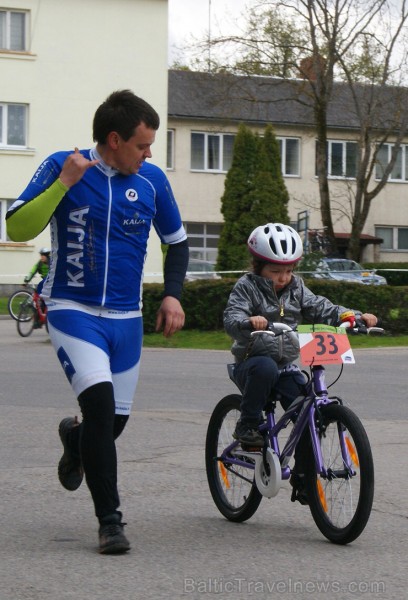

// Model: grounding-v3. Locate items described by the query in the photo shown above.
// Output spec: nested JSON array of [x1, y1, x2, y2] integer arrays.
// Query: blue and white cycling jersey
[[16, 148, 186, 310]]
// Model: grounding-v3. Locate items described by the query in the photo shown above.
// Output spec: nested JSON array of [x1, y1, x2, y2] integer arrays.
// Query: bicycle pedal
[[241, 444, 263, 452]]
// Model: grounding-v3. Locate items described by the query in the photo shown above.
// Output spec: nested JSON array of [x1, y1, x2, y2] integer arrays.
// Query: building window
[[375, 143, 408, 181], [316, 140, 358, 178], [277, 137, 300, 176], [191, 132, 235, 172], [0, 103, 27, 147], [375, 226, 408, 250], [0, 199, 12, 240], [0, 9, 27, 51], [167, 129, 174, 170], [184, 222, 222, 263]]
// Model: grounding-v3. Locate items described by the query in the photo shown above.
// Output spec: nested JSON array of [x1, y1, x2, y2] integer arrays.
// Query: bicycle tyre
[[305, 403, 374, 544], [17, 300, 36, 337], [8, 290, 32, 320], [205, 394, 262, 522]]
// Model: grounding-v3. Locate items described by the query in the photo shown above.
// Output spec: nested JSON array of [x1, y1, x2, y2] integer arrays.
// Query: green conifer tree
[[217, 124, 290, 273]]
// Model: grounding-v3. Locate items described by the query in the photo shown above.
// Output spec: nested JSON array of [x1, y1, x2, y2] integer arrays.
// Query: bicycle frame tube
[[220, 365, 347, 480]]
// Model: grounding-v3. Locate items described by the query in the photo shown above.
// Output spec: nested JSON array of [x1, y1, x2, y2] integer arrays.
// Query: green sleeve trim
[[6, 179, 69, 242]]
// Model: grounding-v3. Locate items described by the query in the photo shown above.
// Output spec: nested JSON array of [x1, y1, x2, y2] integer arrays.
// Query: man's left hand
[[155, 296, 185, 337]]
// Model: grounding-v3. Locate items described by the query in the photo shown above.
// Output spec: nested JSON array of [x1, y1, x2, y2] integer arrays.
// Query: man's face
[[112, 122, 156, 175]]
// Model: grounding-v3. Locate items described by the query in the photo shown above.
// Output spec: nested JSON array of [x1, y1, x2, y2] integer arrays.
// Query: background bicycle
[[7, 284, 36, 320], [205, 322, 382, 545], [16, 288, 48, 337]]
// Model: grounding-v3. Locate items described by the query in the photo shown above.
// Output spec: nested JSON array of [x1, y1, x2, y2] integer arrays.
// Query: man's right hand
[[59, 147, 99, 188]]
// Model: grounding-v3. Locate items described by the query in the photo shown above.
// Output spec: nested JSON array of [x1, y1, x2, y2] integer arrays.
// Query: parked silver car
[[306, 258, 387, 285], [185, 259, 220, 281]]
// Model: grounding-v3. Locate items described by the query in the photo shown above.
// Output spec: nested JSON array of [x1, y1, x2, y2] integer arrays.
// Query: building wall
[[0, 0, 168, 283], [168, 117, 408, 263]]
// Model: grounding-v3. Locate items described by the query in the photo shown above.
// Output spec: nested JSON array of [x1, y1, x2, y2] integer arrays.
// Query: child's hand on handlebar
[[249, 315, 268, 330], [361, 313, 378, 328]]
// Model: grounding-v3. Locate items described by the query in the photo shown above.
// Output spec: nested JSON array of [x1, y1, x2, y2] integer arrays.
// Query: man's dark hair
[[93, 90, 160, 144]]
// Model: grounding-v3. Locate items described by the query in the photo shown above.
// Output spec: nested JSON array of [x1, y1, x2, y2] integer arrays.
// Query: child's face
[[260, 263, 295, 291]]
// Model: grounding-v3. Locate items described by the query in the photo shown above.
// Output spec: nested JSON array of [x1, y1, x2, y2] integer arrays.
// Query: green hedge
[[142, 278, 408, 335], [363, 262, 408, 286]]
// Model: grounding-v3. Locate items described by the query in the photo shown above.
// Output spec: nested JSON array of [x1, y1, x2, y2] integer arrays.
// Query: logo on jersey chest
[[126, 189, 138, 202], [123, 208, 146, 235]]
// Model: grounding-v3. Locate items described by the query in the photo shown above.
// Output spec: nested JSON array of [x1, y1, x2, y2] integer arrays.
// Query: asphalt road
[[0, 318, 406, 600]]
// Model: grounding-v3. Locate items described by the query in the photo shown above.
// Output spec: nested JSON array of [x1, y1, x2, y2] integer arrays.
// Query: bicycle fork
[[309, 402, 357, 480]]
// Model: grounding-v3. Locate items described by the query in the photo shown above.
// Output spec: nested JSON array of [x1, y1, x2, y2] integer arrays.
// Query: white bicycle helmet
[[39, 247, 51, 255], [247, 223, 303, 264]]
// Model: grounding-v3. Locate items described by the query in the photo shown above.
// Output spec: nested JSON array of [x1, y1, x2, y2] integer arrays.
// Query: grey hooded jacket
[[223, 273, 359, 366]]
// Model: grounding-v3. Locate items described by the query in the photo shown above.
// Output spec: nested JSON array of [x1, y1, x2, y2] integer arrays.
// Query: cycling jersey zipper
[[101, 176, 113, 306]]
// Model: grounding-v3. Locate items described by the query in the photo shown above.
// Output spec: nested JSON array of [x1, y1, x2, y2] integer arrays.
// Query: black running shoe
[[290, 472, 309, 505], [233, 420, 264, 447], [58, 416, 83, 491], [99, 513, 130, 554]]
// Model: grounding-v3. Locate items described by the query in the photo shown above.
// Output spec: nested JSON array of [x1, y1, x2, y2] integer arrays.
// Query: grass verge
[[143, 329, 408, 350]]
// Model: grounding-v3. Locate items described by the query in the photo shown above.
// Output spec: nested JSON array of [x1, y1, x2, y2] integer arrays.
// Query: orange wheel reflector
[[219, 462, 230, 489], [317, 479, 328, 512], [345, 436, 359, 467]]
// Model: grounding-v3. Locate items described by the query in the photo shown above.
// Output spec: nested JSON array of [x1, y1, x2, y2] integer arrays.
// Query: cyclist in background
[[24, 247, 50, 288], [24, 248, 50, 328]]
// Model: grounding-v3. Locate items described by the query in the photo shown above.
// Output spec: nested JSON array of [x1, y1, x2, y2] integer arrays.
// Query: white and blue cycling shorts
[[46, 299, 143, 415]]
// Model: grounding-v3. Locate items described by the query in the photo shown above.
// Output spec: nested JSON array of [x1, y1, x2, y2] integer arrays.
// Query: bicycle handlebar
[[241, 319, 384, 336]]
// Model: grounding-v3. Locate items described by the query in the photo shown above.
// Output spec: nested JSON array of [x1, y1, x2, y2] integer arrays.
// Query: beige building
[[167, 69, 408, 265], [0, 0, 169, 285]]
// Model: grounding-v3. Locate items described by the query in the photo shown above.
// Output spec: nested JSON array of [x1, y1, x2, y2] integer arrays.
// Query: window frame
[[0, 198, 13, 241], [375, 143, 408, 182], [167, 129, 175, 170], [0, 9, 28, 52], [375, 225, 408, 251], [183, 222, 222, 263], [277, 136, 300, 177], [315, 139, 358, 179], [0, 102, 28, 148], [190, 132, 235, 173]]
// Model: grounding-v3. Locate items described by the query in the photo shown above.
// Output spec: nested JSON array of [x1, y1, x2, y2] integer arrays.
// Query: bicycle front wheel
[[8, 290, 32, 320], [17, 301, 36, 337], [205, 394, 262, 522], [305, 404, 374, 544]]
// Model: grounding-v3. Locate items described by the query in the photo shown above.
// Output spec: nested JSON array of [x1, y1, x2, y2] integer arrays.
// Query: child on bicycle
[[224, 223, 378, 448]]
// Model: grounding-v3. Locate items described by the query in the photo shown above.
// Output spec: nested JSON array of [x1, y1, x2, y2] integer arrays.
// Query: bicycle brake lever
[[367, 326, 385, 335]]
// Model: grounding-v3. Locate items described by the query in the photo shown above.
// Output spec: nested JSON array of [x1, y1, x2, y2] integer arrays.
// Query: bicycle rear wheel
[[8, 290, 32, 320], [305, 404, 374, 544], [17, 300, 36, 337], [205, 394, 262, 522]]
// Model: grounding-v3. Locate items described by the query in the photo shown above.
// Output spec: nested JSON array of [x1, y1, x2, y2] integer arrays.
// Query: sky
[[168, 0, 250, 65]]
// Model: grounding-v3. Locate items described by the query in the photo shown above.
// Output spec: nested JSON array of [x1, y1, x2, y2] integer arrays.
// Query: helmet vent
[[269, 238, 277, 255]]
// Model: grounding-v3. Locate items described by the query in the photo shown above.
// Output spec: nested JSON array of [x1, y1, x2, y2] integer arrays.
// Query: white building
[[167, 69, 408, 264], [0, 0, 169, 285]]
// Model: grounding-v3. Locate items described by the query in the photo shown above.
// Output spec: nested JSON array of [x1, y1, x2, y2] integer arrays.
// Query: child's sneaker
[[58, 416, 83, 491], [290, 472, 309, 505], [233, 420, 264, 447]]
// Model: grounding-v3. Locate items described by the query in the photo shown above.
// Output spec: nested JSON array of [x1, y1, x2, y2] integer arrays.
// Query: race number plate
[[298, 325, 355, 365]]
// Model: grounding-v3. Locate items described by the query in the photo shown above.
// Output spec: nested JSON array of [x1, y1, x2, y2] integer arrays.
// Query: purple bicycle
[[205, 321, 383, 545]]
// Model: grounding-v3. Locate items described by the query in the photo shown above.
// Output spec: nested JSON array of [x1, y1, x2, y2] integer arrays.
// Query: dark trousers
[[68, 382, 129, 522], [234, 356, 306, 427]]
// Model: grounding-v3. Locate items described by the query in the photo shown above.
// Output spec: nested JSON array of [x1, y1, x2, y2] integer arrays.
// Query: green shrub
[[363, 262, 408, 286], [142, 277, 408, 335]]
